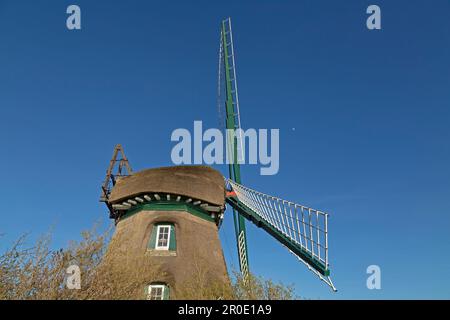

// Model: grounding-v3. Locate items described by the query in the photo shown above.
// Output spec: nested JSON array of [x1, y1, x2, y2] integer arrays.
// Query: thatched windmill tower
[[100, 147, 229, 299]]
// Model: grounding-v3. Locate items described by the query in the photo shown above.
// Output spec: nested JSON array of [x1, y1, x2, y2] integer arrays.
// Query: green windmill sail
[[218, 18, 337, 291], [219, 18, 250, 280]]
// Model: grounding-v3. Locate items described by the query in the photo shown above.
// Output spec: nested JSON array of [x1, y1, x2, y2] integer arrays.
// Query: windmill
[[99, 18, 336, 299], [218, 18, 336, 291]]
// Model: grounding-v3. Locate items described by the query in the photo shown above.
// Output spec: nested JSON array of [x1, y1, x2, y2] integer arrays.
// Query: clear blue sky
[[0, 0, 449, 299]]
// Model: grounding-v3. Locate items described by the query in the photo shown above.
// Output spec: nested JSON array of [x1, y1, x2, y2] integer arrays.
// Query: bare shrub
[[232, 271, 296, 300], [0, 226, 295, 300]]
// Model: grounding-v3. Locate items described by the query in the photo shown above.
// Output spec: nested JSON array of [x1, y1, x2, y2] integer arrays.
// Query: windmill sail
[[226, 179, 337, 292], [219, 17, 250, 280], [219, 18, 336, 292]]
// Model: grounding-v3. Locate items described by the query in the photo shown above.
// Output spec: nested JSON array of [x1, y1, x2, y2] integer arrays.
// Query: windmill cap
[[108, 165, 225, 207]]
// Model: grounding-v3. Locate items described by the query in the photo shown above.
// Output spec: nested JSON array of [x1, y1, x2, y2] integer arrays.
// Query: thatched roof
[[109, 165, 225, 206]]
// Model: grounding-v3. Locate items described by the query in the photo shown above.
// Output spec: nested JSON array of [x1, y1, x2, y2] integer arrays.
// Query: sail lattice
[[226, 179, 336, 291]]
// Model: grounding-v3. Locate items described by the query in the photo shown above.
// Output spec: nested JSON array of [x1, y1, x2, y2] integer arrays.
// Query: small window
[[148, 285, 164, 300], [156, 225, 171, 250], [148, 223, 176, 251], [147, 284, 169, 300]]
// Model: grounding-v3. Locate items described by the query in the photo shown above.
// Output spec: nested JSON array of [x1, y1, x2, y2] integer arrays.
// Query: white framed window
[[147, 284, 165, 300], [155, 224, 171, 250]]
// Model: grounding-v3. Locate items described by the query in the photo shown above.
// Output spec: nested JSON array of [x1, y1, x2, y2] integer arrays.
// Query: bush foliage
[[0, 226, 296, 300]]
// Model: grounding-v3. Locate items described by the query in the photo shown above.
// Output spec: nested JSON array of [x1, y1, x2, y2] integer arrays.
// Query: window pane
[[149, 286, 163, 300], [156, 226, 171, 249]]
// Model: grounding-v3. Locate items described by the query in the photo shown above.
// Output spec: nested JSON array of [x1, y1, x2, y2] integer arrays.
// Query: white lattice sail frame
[[226, 179, 337, 291]]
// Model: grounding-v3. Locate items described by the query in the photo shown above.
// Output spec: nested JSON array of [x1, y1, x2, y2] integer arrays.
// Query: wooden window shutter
[[148, 225, 157, 249], [169, 224, 176, 251]]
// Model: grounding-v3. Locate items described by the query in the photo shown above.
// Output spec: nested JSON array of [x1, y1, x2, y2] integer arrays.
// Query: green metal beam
[[221, 19, 249, 275]]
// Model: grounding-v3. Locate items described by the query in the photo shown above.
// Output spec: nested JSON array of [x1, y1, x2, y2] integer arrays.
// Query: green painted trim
[[163, 285, 170, 300], [119, 201, 215, 223], [148, 225, 157, 249], [169, 224, 176, 251]]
